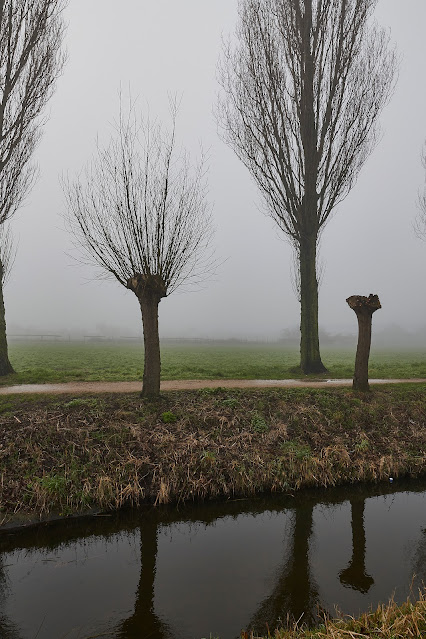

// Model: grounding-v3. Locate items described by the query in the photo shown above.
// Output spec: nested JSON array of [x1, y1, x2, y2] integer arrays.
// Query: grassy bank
[[250, 594, 426, 638], [3, 341, 426, 384], [1, 384, 426, 524]]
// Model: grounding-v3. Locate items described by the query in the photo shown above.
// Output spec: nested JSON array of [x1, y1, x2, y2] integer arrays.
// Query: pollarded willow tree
[[218, 0, 397, 373], [63, 103, 214, 398], [0, 0, 66, 375]]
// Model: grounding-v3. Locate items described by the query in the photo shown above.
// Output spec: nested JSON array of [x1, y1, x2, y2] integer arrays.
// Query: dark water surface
[[2, 479, 426, 639]]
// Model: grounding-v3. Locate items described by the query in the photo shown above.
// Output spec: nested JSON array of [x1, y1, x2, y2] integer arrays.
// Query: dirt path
[[0, 378, 426, 395]]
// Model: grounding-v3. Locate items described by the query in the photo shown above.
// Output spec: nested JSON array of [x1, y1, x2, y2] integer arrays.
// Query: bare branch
[[0, 222, 15, 284], [0, 0, 66, 225], [218, 0, 397, 248], [415, 141, 426, 241], [63, 98, 215, 298]]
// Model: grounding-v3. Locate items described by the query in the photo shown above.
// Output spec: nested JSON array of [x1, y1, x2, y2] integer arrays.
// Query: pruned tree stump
[[346, 294, 381, 392]]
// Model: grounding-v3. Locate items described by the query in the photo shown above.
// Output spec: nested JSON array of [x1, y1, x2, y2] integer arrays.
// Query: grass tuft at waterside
[[1, 384, 426, 525], [251, 592, 426, 638]]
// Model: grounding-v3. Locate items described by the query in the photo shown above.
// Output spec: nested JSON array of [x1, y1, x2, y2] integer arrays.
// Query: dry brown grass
[[1, 385, 426, 523], [249, 592, 426, 638]]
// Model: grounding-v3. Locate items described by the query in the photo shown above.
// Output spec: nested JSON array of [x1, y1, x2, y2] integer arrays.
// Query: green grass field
[[2, 340, 426, 385]]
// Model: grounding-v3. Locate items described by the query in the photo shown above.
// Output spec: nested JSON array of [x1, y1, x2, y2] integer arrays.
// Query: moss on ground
[[1, 385, 426, 524]]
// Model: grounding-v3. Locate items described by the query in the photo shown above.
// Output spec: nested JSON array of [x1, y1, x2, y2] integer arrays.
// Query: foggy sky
[[5, 1, 426, 340]]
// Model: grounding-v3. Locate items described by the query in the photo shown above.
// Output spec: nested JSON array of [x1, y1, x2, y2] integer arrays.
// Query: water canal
[[1, 479, 426, 639]]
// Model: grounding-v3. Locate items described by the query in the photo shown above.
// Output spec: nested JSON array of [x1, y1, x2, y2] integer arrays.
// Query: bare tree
[[218, 0, 397, 374], [63, 102, 213, 398], [415, 142, 426, 240], [0, 0, 66, 375]]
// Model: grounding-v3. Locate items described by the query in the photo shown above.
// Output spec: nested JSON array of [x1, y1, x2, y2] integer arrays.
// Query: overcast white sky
[[5, 0, 426, 340]]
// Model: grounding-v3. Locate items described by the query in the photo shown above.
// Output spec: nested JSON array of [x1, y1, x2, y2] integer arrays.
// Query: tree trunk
[[299, 235, 327, 374], [139, 291, 162, 398], [347, 294, 381, 392], [127, 273, 166, 399], [298, 2, 327, 376], [0, 264, 14, 376]]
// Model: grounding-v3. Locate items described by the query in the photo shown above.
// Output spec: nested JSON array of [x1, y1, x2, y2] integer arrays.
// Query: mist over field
[[4, 0, 426, 345]]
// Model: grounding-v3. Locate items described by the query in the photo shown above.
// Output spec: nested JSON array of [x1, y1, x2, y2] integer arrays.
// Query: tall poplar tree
[[218, 0, 396, 373], [0, 0, 66, 375]]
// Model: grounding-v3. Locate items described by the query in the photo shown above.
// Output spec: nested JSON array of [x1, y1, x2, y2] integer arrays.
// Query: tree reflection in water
[[247, 504, 319, 635], [0, 618, 22, 639], [112, 504, 319, 638], [339, 499, 374, 593], [115, 505, 321, 639], [116, 521, 171, 639], [0, 556, 23, 639], [410, 523, 426, 590]]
